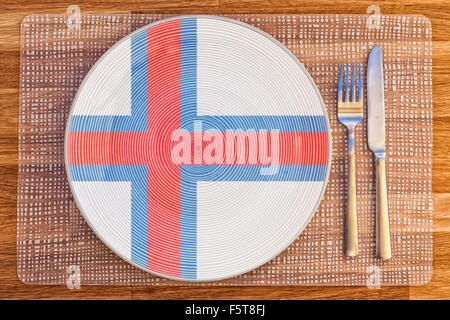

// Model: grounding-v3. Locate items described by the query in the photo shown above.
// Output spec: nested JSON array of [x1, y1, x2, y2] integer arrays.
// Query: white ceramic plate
[[65, 15, 331, 282]]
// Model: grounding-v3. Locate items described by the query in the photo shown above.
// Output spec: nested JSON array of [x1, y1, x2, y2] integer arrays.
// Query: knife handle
[[345, 129, 358, 257], [375, 156, 391, 260]]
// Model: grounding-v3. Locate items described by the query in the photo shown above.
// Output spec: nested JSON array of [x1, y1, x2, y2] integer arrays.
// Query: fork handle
[[345, 129, 358, 257], [375, 156, 391, 260]]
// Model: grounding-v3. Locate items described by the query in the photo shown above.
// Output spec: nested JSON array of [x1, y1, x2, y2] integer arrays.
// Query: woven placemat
[[17, 14, 432, 286]]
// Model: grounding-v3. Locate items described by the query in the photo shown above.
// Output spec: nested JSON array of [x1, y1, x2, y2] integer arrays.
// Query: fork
[[337, 63, 363, 257]]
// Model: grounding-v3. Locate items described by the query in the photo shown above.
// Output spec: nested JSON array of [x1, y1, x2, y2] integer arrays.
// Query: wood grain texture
[[0, 0, 449, 300]]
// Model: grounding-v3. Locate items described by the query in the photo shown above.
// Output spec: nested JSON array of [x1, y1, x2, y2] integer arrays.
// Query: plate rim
[[64, 14, 333, 282]]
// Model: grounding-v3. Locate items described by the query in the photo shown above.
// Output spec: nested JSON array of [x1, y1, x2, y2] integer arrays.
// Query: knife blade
[[367, 46, 392, 260], [367, 46, 385, 154]]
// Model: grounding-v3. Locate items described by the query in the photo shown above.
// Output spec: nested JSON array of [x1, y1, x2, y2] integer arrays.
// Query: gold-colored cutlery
[[337, 63, 363, 257], [337, 47, 392, 260], [367, 46, 391, 260]]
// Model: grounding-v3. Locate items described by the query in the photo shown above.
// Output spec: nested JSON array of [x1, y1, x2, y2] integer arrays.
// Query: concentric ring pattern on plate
[[65, 15, 331, 282]]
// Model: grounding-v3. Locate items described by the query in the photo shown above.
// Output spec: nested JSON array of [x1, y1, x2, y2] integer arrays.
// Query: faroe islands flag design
[[67, 18, 329, 281]]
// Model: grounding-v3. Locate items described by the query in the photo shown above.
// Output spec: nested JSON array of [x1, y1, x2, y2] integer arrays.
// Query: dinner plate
[[65, 15, 331, 281]]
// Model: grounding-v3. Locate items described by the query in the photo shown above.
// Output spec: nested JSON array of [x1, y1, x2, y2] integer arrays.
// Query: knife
[[367, 46, 392, 260]]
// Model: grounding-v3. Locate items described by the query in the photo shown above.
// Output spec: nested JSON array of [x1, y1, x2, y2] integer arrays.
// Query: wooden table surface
[[1, 0, 449, 300]]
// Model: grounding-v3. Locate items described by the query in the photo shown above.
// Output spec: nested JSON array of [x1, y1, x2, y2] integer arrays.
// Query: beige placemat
[[17, 14, 432, 286]]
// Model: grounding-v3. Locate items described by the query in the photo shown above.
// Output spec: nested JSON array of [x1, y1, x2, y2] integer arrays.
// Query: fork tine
[[351, 63, 356, 102], [344, 63, 349, 102], [357, 63, 362, 101], [338, 63, 343, 102]]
